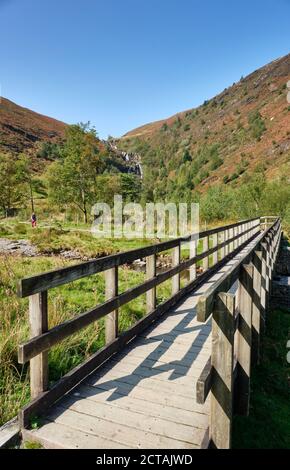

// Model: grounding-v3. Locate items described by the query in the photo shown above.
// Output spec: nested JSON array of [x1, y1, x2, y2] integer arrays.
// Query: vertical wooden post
[[29, 291, 48, 399], [146, 254, 156, 313], [233, 227, 238, 250], [189, 238, 197, 282], [220, 231, 225, 259], [236, 264, 253, 416], [105, 266, 118, 343], [236, 225, 240, 247], [252, 251, 262, 365], [241, 224, 245, 244], [172, 243, 181, 295], [225, 229, 229, 256], [261, 242, 270, 312], [245, 222, 249, 241], [212, 233, 218, 265], [203, 236, 209, 272], [210, 292, 235, 449], [229, 228, 234, 252]]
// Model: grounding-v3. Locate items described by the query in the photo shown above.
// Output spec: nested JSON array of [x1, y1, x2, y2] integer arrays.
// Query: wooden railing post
[[252, 251, 262, 365], [212, 233, 218, 265], [210, 292, 235, 449], [225, 229, 229, 256], [105, 266, 118, 343], [233, 227, 238, 250], [261, 242, 270, 313], [236, 225, 240, 247], [236, 264, 253, 416], [220, 231, 225, 259], [189, 238, 197, 282], [146, 254, 156, 313], [203, 236, 209, 271], [29, 291, 48, 399], [229, 228, 234, 253], [172, 242, 181, 295]]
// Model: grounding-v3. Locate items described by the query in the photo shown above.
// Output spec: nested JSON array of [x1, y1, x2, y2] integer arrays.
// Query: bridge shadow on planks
[[65, 292, 212, 405]]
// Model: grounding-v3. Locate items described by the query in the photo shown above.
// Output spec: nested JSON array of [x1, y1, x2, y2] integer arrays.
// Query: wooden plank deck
[[23, 241, 258, 449]]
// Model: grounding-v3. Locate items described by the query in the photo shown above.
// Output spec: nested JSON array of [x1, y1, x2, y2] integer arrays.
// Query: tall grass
[[0, 255, 174, 426]]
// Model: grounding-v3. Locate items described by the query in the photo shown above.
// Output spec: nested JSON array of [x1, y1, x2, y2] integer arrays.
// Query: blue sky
[[0, 0, 289, 138]]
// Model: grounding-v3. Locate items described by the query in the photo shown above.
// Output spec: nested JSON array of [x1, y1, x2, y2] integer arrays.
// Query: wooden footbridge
[[17, 216, 281, 449]]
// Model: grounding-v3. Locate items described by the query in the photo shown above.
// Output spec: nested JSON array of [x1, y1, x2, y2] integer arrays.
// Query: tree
[[0, 153, 29, 216], [46, 123, 104, 223], [120, 174, 142, 202]]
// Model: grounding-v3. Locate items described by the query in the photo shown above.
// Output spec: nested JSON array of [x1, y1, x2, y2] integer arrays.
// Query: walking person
[[31, 212, 37, 228]]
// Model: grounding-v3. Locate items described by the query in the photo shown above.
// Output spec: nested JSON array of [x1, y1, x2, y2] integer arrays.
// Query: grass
[[0, 218, 155, 258], [233, 308, 290, 449], [0, 254, 176, 426]]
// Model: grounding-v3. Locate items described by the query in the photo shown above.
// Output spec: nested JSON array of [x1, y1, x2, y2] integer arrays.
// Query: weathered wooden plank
[[235, 264, 253, 416], [94, 359, 200, 387], [29, 292, 48, 399], [146, 254, 156, 313], [105, 266, 118, 343], [210, 292, 235, 449], [48, 406, 200, 448], [22, 420, 130, 449], [89, 363, 200, 398], [196, 222, 279, 323], [212, 233, 218, 265], [85, 380, 208, 414], [73, 384, 209, 429], [107, 355, 207, 379], [172, 243, 181, 295], [252, 250, 262, 364], [220, 231, 225, 259], [196, 358, 212, 405], [203, 236, 209, 271], [0, 417, 20, 449], [189, 238, 197, 281], [57, 396, 205, 444]]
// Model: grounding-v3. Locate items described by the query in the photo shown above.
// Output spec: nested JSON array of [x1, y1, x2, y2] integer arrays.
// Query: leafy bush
[[248, 110, 266, 141], [13, 223, 27, 235]]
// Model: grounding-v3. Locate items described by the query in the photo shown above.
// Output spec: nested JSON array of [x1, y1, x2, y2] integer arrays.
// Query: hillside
[[0, 97, 67, 155], [119, 53, 290, 197]]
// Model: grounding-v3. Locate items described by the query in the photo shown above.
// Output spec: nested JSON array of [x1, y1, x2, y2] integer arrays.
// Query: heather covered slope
[[120, 53, 290, 195], [0, 97, 66, 155]]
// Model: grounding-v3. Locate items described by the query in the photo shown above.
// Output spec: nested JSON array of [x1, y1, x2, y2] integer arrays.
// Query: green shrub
[[0, 226, 12, 236], [223, 175, 230, 184], [248, 110, 266, 141], [13, 223, 27, 235]]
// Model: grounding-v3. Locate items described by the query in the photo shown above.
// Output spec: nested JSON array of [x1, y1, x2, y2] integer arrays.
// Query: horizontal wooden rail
[[17, 217, 260, 298], [197, 219, 280, 322]]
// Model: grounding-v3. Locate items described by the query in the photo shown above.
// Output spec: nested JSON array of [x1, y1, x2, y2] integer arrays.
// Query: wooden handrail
[[18, 221, 261, 364], [17, 216, 263, 428], [196, 218, 280, 322], [195, 216, 281, 449], [17, 217, 260, 298]]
